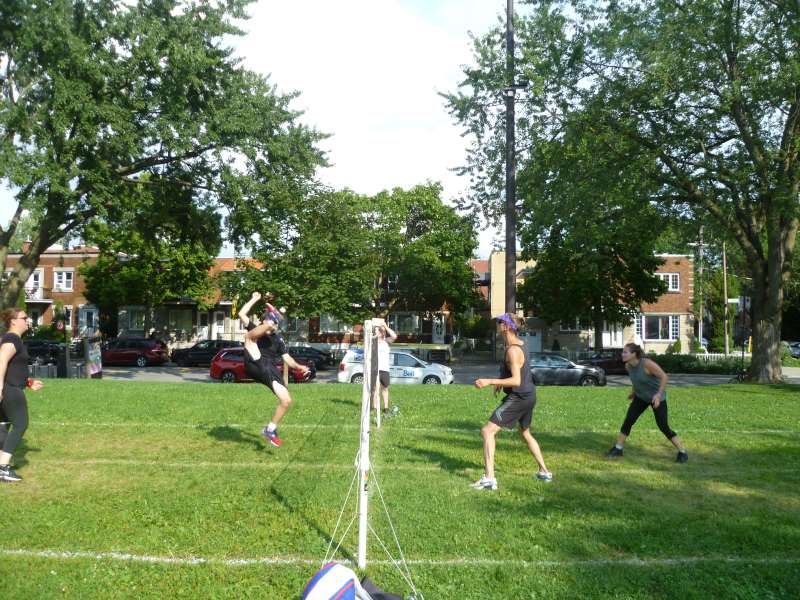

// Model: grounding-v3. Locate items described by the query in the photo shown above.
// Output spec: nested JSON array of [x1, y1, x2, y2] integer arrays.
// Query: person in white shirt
[[375, 319, 397, 416]]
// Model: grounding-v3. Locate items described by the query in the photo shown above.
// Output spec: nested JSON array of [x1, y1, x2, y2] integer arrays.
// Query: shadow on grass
[[202, 425, 266, 451], [9, 438, 39, 470], [395, 443, 481, 475]]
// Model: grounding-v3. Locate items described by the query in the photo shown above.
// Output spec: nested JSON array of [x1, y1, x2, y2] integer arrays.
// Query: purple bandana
[[496, 313, 518, 332]]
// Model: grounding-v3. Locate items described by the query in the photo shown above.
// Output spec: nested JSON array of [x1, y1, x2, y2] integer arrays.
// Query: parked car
[[287, 345, 332, 370], [529, 352, 606, 386], [577, 348, 627, 375], [337, 348, 454, 385], [209, 347, 316, 383], [24, 339, 61, 365], [782, 340, 800, 358], [101, 338, 169, 367], [171, 339, 243, 367]]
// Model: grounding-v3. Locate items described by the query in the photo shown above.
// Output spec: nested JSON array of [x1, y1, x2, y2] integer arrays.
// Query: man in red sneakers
[[238, 292, 310, 447]]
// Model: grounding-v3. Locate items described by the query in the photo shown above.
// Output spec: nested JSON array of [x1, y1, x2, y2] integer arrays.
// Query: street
[[97, 363, 800, 386]]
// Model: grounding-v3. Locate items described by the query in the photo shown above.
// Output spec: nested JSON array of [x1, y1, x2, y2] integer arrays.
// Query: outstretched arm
[[381, 319, 397, 343]]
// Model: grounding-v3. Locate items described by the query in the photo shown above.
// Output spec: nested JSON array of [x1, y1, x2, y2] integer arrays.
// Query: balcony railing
[[25, 286, 46, 300]]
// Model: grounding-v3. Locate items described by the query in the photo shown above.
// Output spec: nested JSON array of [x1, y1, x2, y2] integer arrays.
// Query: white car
[[337, 348, 454, 385]]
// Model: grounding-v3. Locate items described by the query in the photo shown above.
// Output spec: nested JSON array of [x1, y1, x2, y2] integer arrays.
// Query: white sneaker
[[535, 470, 553, 482], [470, 475, 497, 490]]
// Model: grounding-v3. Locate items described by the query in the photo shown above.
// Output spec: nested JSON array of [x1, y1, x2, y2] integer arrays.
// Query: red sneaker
[[261, 427, 283, 447]]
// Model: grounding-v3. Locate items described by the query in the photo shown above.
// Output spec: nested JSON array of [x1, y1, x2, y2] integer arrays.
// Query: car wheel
[[221, 370, 237, 383], [422, 375, 441, 384], [136, 356, 147, 368], [351, 373, 364, 384], [580, 376, 598, 386]]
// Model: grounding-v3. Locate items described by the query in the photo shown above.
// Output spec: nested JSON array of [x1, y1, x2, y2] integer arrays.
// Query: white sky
[[1, 0, 507, 257]]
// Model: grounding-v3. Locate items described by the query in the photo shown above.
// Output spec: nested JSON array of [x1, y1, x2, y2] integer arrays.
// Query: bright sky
[[1, 0, 507, 257]]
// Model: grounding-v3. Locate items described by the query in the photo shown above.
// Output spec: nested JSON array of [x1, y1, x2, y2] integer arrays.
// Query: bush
[[646, 352, 748, 374]]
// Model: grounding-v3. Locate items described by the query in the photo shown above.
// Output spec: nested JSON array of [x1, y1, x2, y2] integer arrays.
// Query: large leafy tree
[[0, 0, 325, 311], [81, 180, 222, 337], [221, 184, 480, 322], [447, 0, 800, 382], [516, 116, 668, 347]]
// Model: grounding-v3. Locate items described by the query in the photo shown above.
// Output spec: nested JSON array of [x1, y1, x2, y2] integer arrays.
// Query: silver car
[[337, 348, 454, 385]]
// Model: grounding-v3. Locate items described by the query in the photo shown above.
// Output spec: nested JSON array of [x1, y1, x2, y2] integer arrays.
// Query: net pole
[[357, 319, 375, 569]]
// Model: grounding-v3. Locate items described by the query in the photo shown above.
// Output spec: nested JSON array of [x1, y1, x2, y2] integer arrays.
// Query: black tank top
[[2, 333, 29, 387], [501, 343, 535, 399]]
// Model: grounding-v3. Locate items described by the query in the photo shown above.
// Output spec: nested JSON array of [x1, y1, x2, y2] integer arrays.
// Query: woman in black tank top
[[471, 313, 552, 491], [0, 308, 44, 482]]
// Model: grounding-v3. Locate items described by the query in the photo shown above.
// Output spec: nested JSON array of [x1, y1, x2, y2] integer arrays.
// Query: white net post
[[358, 319, 380, 569]]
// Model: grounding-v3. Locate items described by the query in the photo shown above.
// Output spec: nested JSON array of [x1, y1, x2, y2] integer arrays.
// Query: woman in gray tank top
[[606, 343, 688, 463]]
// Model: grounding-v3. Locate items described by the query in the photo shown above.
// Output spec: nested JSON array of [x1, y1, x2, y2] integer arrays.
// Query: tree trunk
[[748, 253, 785, 383]]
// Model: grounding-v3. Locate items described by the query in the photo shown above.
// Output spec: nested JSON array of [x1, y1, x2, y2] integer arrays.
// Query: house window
[[320, 314, 352, 333], [656, 273, 679, 292], [388, 312, 419, 333], [63, 305, 74, 329], [54, 269, 74, 291], [560, 318, 590, 333], [643, 315, 679, 341], [284, 317, 299, 333], [168, 309, 192, 332], [129, 308, 146, 330], [387, 275, 399, 292]]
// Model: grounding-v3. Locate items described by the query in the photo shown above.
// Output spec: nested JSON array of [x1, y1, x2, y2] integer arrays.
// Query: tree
[[0, 0, 325, 311], [447, 1, 800, 382], [515, 114, 669, 348], [81, 181, 222, 337], [220, 184, 480, 323]]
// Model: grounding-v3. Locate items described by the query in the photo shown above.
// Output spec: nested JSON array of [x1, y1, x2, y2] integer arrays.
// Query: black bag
[[359, 576, 404, 600]]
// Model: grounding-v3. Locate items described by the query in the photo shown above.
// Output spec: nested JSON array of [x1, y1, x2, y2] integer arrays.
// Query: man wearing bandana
[[471, 313, 552, 490]]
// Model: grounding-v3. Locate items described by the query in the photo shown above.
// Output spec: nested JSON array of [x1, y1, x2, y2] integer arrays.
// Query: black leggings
[[0, 384, 29, 454], [620, 395, 676, 440]]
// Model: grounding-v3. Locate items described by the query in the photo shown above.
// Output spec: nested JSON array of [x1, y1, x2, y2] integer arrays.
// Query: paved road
[[98, 363, 800, 386]]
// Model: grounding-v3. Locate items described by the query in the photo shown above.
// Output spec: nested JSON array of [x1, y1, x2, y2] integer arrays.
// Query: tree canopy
[[447, 0, 800, 381], [0, 0, 325, 310], [219, 184, 480, 322]]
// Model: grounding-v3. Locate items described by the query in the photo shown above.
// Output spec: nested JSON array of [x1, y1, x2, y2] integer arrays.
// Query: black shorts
[[490, 393, 536, 430], [379, 370, 390, 388], [244, 352, 283, 393]]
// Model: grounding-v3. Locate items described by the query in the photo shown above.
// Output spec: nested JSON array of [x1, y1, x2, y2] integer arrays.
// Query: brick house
[[3, 244, 102, 336], [486, 251, 695, 354]]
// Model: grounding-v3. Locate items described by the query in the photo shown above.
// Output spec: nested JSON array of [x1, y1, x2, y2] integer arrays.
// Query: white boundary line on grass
[[29, 457, 800, 477], [3, 548, 799, 569], [33, 421, 800, 436]]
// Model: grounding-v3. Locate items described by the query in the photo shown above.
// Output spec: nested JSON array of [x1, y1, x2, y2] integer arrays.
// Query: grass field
[[2, 380, 799, 599]]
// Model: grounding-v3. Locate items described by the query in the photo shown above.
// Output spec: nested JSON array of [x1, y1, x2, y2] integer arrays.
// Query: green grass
[[2, 380, 799, 599]]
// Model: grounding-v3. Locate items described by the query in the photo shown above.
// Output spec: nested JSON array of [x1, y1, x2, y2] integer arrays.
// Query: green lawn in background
[[1, 380, 798, 599]]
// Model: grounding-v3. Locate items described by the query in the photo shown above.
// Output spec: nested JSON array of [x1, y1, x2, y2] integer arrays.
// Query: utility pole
[[723, 241, 729, 355], [504, 0, 517, 314], [689, 227, 705, 349]]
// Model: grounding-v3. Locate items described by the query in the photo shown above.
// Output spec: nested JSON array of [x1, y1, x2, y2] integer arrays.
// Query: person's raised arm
[[238, 291, 262, 328], [381, 319, 397, 343]]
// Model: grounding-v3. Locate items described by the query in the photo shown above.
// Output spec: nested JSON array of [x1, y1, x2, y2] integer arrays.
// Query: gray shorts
[[379, 370, 390, 388], [490, 393, 536, 430]]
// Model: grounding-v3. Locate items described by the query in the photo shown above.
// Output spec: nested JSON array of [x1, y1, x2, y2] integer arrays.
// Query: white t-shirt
[[377, 339, 390, 372]]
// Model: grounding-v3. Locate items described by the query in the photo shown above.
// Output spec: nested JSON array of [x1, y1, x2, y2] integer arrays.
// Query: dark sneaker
[[0, 465, 22, 482], [606, 446, 624, 458], [261, 427, 283, 447], [676, 451, 689, 463]]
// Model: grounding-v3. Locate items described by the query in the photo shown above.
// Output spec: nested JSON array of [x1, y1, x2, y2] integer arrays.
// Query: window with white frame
[[642, 315, 680, 341], [284, 316, 299, 333], [54, 269, 74, 291], [656, 272, 680, 292], [559, 317, 590, 333], [320, 314, 353, 333], [129, 308, 146, 330]]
